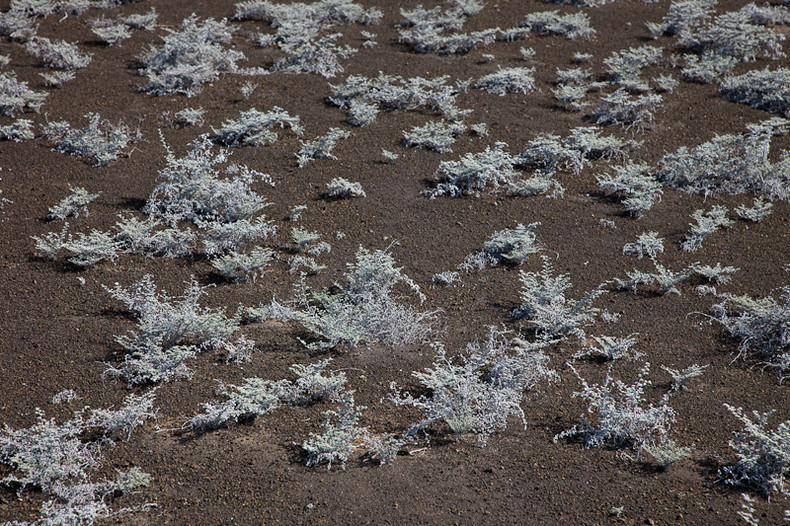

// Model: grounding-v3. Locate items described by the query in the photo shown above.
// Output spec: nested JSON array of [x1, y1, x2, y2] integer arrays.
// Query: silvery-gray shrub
[[721, 67, 790, 117], [591, 89, 662, 131], [622, 232, 664, 259], [711, 284, 790, 378], [681, 205, 733, 252], [303, 392, 366, 469], [172, 107, 205, 127], [43, 113, 138, 166], [427, 142, 518, 198], [0, 118, 34, 142], [328, 73, 469, 125], [145, 135, 273, 225], [597, 162, 662, 217], [199, 216, 276, 255], [391, 327, 557, 445], [403, 120, 466, 153], [396, 1, 495, 55], [693, 262, 738, 284], [474, 67, 536, 96], [40, 70, 75, 87], [296, 127, 350, 167], [656, 118, 790, 199], [90, 21, 132, 46], [647, 0, 716, 38], [572, 334, 643, 362], [513, 255, 606, 340], [517, 126, 631, 176], [212, 107, 303, 147], [138, 15, 243, 96], [210, 247, 274, 282], [614, 256, 693, 295], [555, 362, 677, 453], [736, 197, 773, 222], [256, 247, 432, 350], [86, 391, 157, 441], [518, 10, 595, 39], [325, 177, 365, 199], [721, 404, 790, 496], [603, 45, 662, 84], [47, 186, 99, 221], [114, 215, 197, 258], [661, 363, 708, 391], [25, 36, 91, 69], [272, 32, 357, 77], [0, 72, 47, 116], [682, 51, 738, 83], [654, 74, 679, 93], [124, 7, 158, 30], [460, 222, 541, 270], [188, 358, 346, 431]]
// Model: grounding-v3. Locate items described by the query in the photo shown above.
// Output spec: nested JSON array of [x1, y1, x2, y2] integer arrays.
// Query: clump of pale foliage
[[427, 142, 519, 198], [516, 10, 595, 39], [513, 255, 606, 340], [187, 359, 346, 430], [25, 36, 92, 69], [720, 404, 790, 496], [0, 118, 35, 142], [711, 283, 790, 379], [597, 162, 663, 217], [325, 177, 365, 199], [0, 393, 155, 525], [403, 120, 466, 153], [736, 197, 773, 223], [555, 363, 678, 456], [614, 257, 694, 295], [303, 392, 367, 469], [572, 334, 643, 362], [252, 247, 432, 351], [391, 327, 557, 445], [591, 89, 663, 131], [47, 186, 100, 221], [327, 73, 469, 126], [721, 67, 790, 118], [0, 72, 47, 116], [43, 113, 138, 166], [396, 0, 495, 56], [236, 0, 381, 77], [138, 15, 244, 96], [681, 205, 734, 252], [103, 274, 252, 385], [460, 223, 542, 270], [212, 107, 303, 147], [622, 232, 664, 259], [32, 222, 122, 268], [656, 118, 790, 200], [296, 127, 350, 167], [474, 67, 536, 96], [210, 247, 274, 282]]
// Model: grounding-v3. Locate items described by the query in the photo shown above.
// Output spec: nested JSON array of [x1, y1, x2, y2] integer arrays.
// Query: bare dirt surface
[[1, 0, 790, 524]]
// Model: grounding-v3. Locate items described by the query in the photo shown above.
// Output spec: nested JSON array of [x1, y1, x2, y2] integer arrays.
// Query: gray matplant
[[325, 177, 365, 199], [474, 67, 536, 96], [47, 186, 100, 221], [43, 113, 138, 167], [212, 107, 303, 147], [681, 205, 734, 252]]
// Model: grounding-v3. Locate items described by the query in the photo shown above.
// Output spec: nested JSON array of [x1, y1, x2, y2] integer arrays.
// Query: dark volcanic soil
[[1, 0, 790, 524]]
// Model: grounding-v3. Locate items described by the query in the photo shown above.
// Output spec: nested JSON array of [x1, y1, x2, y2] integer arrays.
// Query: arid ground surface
[[1, 0, 790, 524]]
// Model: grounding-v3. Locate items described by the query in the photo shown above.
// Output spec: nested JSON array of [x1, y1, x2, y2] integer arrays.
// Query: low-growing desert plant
[[711, 283, 790, 378], [591, 89, 662, 131], [253, 247, 432, 350], [391, 327, 557, 444], [722, 66, 789, 117], [210, 247, 274, 282], [513, 255, 606, 340], [427, 142, 518, 198], [555, 363, 678, 453], [47, 186, 100, 221], [296, 127, 350, 167], [403, 120, 466, 153], [474, 67, 536, 96], [325, 177, 365, 199], [396, 1, 496, 55], [187, 359, 346, 431], [622, 232, 664, 259], [657, 118, 790, 199], [693, 262, 738, 284], [43, 113, 138, 167], [597, 162, 662, 217], [303, 392, 367, 469], [172, 107, 205, 127], [0, 71, 47, 116], [736, 197, 773, 222], [25, 36, 91, 69], [103, 274, 251, 385], [212, 107, 303, 147], [681, 205, 734, 252], [0, 118, 34, 142], [661, 363, 708, 391], [32, 222, 121, 268], [39, 70, 76, 87], [614, 256, 694, 295], [518, 10, 595, 39], [138, 15, 244, 96], [572, 334, 643, 362], [459, 222, 541, 270], [720, 404, 790, 496]]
